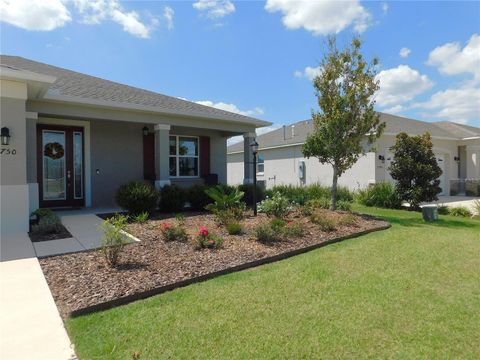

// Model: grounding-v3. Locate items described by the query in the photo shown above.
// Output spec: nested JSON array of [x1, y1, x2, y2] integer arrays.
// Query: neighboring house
[[0, 55, 270, 235], [227, 113, 480, 196]]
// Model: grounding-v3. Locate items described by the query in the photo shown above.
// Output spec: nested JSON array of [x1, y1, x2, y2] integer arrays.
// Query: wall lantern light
[[378, 155, 385, 163], [1, 127, 11, 146], [142, 126, 149, 136], [454, 156, 460, 163]]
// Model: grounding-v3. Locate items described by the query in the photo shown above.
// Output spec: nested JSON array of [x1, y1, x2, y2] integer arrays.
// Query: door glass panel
[[73, 132, 83, 199], [43, 131, 66, 200]]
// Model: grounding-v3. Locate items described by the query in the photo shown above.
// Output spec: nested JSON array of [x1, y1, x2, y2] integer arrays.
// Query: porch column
[[243, 132, 256, 184], [154, 124, 171, 189]]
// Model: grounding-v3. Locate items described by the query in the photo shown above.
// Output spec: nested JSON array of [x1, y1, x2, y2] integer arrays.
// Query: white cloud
[[413, 85, 480, 124], [399, 47, 411, 58], [383, 105, 405, 114], [375, 65, 433, 107], [0, 0, 71, 31], [73, 0, 158, 38], [195, 100, 264, 117], [294, 66, 322, 81], [193, 0, 235, 19], [427, 33, 480, 80], [265, 0, 371, 35], [381, 2, 388, 14], [163, 6, 174, 30]]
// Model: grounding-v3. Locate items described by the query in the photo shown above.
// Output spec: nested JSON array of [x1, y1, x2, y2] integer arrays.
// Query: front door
[[37, 125, 85, 208]]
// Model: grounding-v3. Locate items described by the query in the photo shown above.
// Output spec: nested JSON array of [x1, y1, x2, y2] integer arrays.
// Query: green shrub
[[258, 192, 292, 218], [283, 221, 305, 237], [188, 185, 213, 211], [205, 186, 246, 224], [31, 209, 62, 234], [437, 205, 450, 215], [132, 211, 149, 223], [100, 214, 128, 267], [306, 197, 331, 210], [270, 218, 286, 232], [449, 207, 472, 217], [226, 221, 242, 235], [337, 200, 352, 212], [254, 223, 280, 243], [339, 213, 357, 227], [160, 222, 188, 242], [160, 185, 187, 212], [195, 226, 223, 249], [266, 184, 354, 205], [116, 181, 159, 215], [355, 182, 402, 209], [310, 213, 336, 232], [237, 184, 266, 206]]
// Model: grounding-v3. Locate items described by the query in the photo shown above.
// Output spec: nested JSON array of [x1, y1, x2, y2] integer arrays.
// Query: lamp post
[[250, 139, 259, 216]]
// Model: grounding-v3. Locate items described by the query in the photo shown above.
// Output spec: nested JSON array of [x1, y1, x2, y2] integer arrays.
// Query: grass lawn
[[66, 206, 480, 359]]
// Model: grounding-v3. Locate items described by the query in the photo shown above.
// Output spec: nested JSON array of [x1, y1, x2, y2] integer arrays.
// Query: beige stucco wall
[[228, 145, 375, 190], [0, 80, 29, 235]]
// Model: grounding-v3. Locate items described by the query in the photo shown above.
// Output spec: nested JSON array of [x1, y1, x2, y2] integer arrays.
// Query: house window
[[169, 135, 199, 177], [257, 154, 265, 174]]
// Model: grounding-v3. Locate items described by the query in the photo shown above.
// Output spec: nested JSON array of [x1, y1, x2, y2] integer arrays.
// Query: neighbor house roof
[[227, 113, 480, 153], [0, 55, 270, 127]]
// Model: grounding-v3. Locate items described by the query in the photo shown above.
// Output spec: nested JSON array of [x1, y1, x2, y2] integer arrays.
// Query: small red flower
[[161, 222, 171, 230], [199, 226, 209, 237]]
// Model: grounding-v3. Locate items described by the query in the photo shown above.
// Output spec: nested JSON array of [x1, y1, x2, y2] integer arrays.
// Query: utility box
[[298, 161, 306, 182], [422, 205, 438, 222]]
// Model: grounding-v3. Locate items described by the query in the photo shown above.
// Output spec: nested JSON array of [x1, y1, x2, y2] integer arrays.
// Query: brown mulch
[[39, 210, 388, 318], [29, 224, 72, 243]]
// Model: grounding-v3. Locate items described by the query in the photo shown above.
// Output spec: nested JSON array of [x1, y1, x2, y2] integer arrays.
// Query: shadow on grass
[[371, 212, 477, 229]]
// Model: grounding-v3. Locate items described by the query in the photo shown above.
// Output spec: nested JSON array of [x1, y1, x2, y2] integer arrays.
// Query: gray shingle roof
[[227, 113, 479, 153], [0, 55, 269, 126]]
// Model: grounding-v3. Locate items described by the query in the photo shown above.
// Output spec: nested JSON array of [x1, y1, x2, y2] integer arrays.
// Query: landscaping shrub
[[254, 223, 281, 243], [160, 185, 187, 212], [188, 185, 213, 211], [258, 192, 292, 218], [306, 197, 331, 210], [337, 200, 352, 212], [116, 181, 159, 215], [132, 211, 149, 223], [238, 184, 266, 206], [270, 218, 287, 232], [160, 222, 188, 242], [339, 213, 357, 227], [100, 214, 128, 267], [226, 221, 242, 235], [205, 186, 246, 224], [283, 221, 305, 237], [449, 207, 472, 218], [437, 205, 450, 215], [355, 182, 402, 209], [310, 213, 336, 232], [195, 226, 223, 249], [31, 209, 62, 234], [266, 184, 354, 205]]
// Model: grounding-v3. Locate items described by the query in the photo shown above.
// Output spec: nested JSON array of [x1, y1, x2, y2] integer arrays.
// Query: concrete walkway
[[33, 213, 104, 257], [0, 233, 77, 359]]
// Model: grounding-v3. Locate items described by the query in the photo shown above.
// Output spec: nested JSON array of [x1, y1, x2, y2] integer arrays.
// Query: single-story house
[[0, 55, 271, 235], [227, 113, 480, 195]]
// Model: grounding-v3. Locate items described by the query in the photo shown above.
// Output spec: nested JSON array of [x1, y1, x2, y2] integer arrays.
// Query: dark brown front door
[[37, 125, 85, 208]]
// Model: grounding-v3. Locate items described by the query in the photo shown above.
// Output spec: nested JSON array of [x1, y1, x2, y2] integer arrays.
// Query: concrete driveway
[[426, 196, 480, 215]]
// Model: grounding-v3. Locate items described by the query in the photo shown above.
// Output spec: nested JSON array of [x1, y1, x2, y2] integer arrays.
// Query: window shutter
[[200, 136, 210, 177]]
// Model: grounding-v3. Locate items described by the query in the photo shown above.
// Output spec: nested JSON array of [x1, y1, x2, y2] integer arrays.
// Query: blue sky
[[1, 0, 479, 134]]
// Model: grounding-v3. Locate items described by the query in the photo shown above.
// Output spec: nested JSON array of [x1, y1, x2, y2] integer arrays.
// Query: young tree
[[302, 37, 385, 210], [389, 132, 442, 210]]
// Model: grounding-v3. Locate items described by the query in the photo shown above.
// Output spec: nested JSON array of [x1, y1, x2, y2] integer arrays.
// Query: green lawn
[[67, 207, 480, 359]]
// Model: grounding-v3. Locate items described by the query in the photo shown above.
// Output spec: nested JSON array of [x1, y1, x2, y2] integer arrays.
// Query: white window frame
[[257, 154, 265, 176], [169, 135, 200, 178]]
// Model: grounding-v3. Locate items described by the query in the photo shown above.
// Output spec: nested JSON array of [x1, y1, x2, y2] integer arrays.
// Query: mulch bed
[[29, 224, 73, 243], [39, 210, 389, 318]]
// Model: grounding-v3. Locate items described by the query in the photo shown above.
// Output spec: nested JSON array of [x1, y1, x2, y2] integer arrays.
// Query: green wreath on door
[[44, 142, 64, 160]]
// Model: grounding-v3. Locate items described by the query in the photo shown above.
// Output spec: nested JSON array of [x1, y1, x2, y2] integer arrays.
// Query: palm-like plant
[[204, 186, 244, 212]]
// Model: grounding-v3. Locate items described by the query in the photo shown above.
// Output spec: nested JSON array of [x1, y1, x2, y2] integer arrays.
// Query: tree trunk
[[331, 165, 338, 210]]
